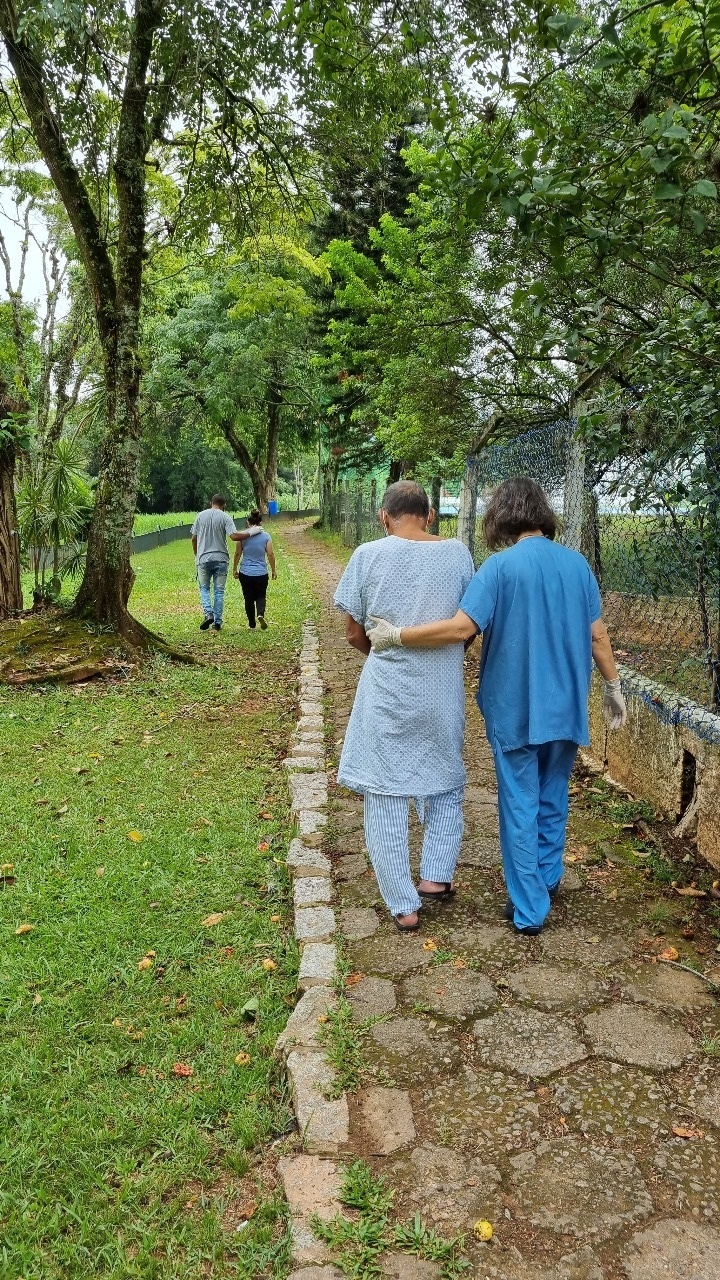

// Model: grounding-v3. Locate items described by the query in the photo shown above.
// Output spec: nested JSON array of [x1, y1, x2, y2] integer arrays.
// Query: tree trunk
[[73, 329, 142, 633], [71, 0, 162, 638], [1, 0, 163, 644], [265, 370, 282, 504], [0, 442, 22, 618]]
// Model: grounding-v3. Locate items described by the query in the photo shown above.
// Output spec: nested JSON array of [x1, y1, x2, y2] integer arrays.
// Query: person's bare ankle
[[397, 910, 418, 926]]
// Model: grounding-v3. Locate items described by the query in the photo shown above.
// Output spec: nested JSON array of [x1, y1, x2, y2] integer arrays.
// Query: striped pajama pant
[[362, 788, 464, 917]]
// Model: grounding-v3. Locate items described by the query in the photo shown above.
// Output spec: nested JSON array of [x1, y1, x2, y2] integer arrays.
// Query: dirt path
[[283, 520, 720, 1280]]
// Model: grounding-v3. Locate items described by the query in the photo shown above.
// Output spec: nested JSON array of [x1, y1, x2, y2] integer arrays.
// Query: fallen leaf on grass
[[672, 1125, 705, 1139], [262, 958, 276, 971], [346, 972, 364, 986], [32, 993, 42, 1007], [96, 867, 105, 877], [422, 939, 438, 952], [127, 830, 143, 843], [240, 997, 259, 1021], [172, 1062, 194, 1077], [237, 1200, 258, 1221], [1, 863, 13, 873], [270, 914, 281, 923], [201, 912, 225, 927], [138, 955, 154, 970], [675, 886, 706, 898], [453, 958, 468, 969], [15, 923, 34, 936], [660, 947, 680, 961], [234, 1052, 251, 1066], [257, 840, 271, 852]]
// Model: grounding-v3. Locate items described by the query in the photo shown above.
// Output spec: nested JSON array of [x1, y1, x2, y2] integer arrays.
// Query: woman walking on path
[[334, 480, 475, 931], [234, 510, 277, 630], [367, 477, 627, 937], [191, 495, 262, 633]]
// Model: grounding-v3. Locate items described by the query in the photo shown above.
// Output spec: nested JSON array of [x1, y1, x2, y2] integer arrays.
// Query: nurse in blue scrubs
[[367, 476, 627, 936]]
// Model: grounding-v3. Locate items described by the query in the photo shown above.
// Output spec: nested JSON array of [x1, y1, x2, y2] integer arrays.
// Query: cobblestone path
[[283, 522, 720, 1280]]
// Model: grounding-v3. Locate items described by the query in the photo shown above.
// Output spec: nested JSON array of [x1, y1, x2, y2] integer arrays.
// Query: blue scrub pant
[[491, 738, 578, 931]]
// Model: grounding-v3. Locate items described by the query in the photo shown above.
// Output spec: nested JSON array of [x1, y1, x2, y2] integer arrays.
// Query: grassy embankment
[[1, 532, 313, 1279]]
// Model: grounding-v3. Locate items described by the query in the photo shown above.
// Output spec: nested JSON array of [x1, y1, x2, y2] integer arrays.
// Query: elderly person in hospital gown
[[333, 480, 475, 931]]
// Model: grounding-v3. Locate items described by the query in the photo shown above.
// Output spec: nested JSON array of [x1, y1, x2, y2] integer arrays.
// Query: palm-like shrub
[[17, 433, 94, 603]]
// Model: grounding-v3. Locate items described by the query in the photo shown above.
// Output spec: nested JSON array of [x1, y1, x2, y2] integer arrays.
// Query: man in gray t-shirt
[[191, 495, 260, 632]]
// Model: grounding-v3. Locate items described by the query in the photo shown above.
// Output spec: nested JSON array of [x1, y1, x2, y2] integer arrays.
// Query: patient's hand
[[366, 616, 403, 651]]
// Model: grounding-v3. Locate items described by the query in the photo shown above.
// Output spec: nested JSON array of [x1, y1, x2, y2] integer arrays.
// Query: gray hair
[[380, 480, 430, 520]]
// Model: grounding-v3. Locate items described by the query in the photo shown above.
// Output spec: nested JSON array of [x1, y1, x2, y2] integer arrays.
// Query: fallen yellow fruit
[[474, 1220, 493, 1241], [262, 958, 277, 971]]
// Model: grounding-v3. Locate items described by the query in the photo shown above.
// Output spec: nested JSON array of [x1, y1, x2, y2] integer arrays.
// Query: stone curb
[[276, 620, 349, 1274]]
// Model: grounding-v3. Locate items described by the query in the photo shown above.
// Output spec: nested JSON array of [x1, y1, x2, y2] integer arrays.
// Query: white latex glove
[[603, 678, 627, 730], [366, 616, 403, 652]]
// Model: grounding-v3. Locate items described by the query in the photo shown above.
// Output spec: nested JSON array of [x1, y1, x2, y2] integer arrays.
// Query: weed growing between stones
[[320, 997, 369, 1095], [701, 1035, 720, 1056], [313, 1160, 471, 1279]]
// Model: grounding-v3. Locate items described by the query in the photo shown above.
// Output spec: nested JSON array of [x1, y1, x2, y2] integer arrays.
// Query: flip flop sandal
[[394, 913, 421, 932], [418, 883, 456, 901]]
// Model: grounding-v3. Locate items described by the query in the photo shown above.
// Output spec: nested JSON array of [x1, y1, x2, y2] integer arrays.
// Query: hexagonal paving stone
[[334, 854, 368, 881], [367, 1016, 460, 1086], [472, 1007, 587, 1078], [338, 877, 382, 909], [346, 975, 397, 1023], [402, 964, 497, 1020], [654, 1132, 720, 1219], [484, 1246, 604, 1280], [622, 1218, 720, 1280], [436, 922, 527, 965], [618, 962, 716, 1013], [349, 935, 429, 977], [385, 1143, 501, 1235], [553, 1061, 674, 1138], [459, 836, 502, 868], [338, 907, 379, 939], [542, 927, 632, 967], [673, 1063, 720, 1130], [510, 1138, 652, 1239], [583, 1004, 695, 1070], [419, 1066, 544, 1155], [507, 963, 608, 1011]]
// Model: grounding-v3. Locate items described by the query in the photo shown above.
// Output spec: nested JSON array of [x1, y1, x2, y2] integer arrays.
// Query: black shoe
[[503, 899, 514, 922], [514, 923, 543, 937], [257, 614, 268, 630], [199, 616, 214, 631], [210, 623, 222, 632], [548, 881, 561, 901]]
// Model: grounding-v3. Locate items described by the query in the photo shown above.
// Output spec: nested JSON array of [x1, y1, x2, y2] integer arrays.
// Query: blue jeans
[[197, 557, 228, 625], [491, 738, 578, 931]]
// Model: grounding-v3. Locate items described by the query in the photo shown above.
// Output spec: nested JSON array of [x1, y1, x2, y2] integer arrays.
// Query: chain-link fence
[[321, 423, 720, 739]]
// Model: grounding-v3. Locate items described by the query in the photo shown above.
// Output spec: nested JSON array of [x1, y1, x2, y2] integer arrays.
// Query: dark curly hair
[[247, 509, 263, 525], [483, 477, 557, 550]]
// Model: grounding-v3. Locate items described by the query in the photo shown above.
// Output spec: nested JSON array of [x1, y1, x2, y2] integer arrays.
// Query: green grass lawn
[[133, 512, 199, 534], [1, 533, 313, 1278]]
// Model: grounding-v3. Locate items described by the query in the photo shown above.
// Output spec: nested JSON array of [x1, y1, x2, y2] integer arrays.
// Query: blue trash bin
[[268, 499, 279, 516]]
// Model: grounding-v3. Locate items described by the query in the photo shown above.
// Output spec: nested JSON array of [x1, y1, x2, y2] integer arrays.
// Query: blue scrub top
[[460, 537, 603, 751]]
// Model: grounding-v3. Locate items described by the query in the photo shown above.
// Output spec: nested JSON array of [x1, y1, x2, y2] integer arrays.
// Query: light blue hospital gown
[[334, 536, 475, 796]]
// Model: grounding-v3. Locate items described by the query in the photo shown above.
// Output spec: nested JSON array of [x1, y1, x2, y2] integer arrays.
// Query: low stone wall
[[587, 665, 720, 871]]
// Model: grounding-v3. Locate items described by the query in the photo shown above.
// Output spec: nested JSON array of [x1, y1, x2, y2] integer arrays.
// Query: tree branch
[[0, 0, 117, 340]]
